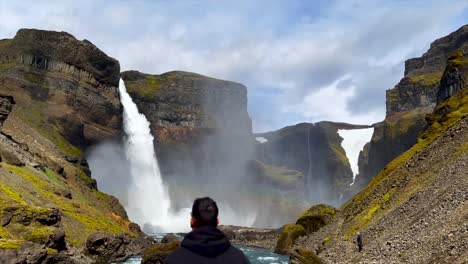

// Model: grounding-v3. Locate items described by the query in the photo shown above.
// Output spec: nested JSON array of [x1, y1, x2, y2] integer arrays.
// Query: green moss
[[24, 72, 48, 88], [255, 160, 303, 188], [296, 204, 336, 234], [0, 227, 10, 239], [322, 236, 331, 245], [0, 61, 16, 72], [331, 144, 350, 167], [14, 100, 81, 156], [0, 39, 12, 50], [0, 239, 23, 249], [27, 226, 54, 243], [275, 224, 306, 254], [46, 247, 58, 255], [447, 50, 468, 67], [0, 183, 24, 202], [408, 71, 443, 86], [292, 248, 324, 264], [125, 75, 163, 98]]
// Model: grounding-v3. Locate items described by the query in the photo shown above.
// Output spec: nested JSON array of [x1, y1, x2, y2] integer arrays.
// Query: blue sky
[[0, 0, 467, 132]]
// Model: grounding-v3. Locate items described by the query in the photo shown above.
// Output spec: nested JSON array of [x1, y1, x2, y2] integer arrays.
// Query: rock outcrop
[[0, 29, 140, 263], [0, 29, 122, 151], [255, 122, 369, 205], [356, 24, 468, 187], [86, 232, 153, 263]]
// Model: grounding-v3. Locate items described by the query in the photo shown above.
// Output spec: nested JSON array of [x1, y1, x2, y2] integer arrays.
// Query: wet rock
[[141, 242, 180, 264], [161, 233, 180, 243], [86, 232, 152, 263]]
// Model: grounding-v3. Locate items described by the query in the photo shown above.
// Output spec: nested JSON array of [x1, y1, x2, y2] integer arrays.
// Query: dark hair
[[191, 197, 218, 228]]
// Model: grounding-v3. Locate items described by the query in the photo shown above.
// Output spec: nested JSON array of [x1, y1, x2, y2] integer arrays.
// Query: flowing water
[[118, 79, 189, 232]]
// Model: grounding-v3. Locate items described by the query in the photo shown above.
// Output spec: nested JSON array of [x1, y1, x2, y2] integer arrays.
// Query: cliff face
[[286, 51, 468, 263], [255, 122, 370, 206], [122, 70, 306, 227], [0, 29, 122, 149], [356, 24, 468, 187], [0, 29, 138, 259], [121, 70, 252, 180]]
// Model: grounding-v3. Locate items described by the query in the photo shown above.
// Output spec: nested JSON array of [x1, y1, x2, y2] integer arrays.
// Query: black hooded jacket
[[165, 226, 250, 264]]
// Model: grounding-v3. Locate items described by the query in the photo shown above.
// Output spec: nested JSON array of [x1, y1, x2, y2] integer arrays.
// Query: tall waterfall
[[118, 79, 188, 232]]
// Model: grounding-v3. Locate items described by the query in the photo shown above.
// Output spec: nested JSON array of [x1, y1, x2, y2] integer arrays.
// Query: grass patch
[[0, 183, 24, 202], [331, 144, 350, 167], [24, 72, 48, 88], [14, 100, 81, 156], [408, 71, 443, 86], [125, 74, 163, 99], [0, 61, 16, 72], [0, 239, 23, 250]]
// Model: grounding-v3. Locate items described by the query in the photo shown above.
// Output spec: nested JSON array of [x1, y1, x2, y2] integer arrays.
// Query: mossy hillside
[[408, 71, 443, 86], [340, 87, 468, 238], [0, 163, 133, 247], [296, 204, 337, 234], [125, 74, 164, 99], [254, 160, 304, 189], [11, 98, 82, 156], [447, 50, 468, 67], [24, 72, 49, 88], [275, 224, 306, 254], [385, 109, 425, 139]]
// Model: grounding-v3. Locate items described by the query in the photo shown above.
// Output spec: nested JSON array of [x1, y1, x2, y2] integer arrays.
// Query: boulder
[[0, 95, 14, 128], [0, 241, 47, 264], [274, 224, 305, 254], [290, 248, 324, 264], [141, 242, 180, 264], [0, 147, 24, 166], [46, 228, 66, 251], [161, 233, 180, 243], [296, 204, 337, 234], [86, 232, 152, 263]]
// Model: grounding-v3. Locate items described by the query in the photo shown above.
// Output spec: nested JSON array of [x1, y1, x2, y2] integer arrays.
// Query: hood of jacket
[[181, 226, 231, 258]]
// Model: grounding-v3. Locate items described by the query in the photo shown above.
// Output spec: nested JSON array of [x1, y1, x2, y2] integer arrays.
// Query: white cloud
[[0, 0, 466, 132]]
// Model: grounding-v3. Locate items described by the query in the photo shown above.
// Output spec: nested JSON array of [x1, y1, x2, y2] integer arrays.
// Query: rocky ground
[[293, 117, 468, 263], [219, 225, 280, 250]]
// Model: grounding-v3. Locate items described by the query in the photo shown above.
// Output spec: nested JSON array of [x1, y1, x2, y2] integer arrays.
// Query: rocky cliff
[[0, 29, 143, 262], [356, 24, 468, 187], [283, 37, 468, 264], [255, 122, 370, 206]]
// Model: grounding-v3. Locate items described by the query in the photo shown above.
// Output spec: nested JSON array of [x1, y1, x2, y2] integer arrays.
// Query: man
[[357, 232, 363, 252], [165, 197, 250, 264]]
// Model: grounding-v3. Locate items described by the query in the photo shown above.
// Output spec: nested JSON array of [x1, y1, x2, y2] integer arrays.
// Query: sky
[[0, 0, 467, 132]]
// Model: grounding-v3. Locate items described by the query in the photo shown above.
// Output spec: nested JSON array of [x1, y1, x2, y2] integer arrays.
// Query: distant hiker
[[165, 197, 250, 264], [357, 232, 363, 252]]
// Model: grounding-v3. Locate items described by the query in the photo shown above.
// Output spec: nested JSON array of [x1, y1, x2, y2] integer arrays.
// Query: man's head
[[190, 197, 219, 229]]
